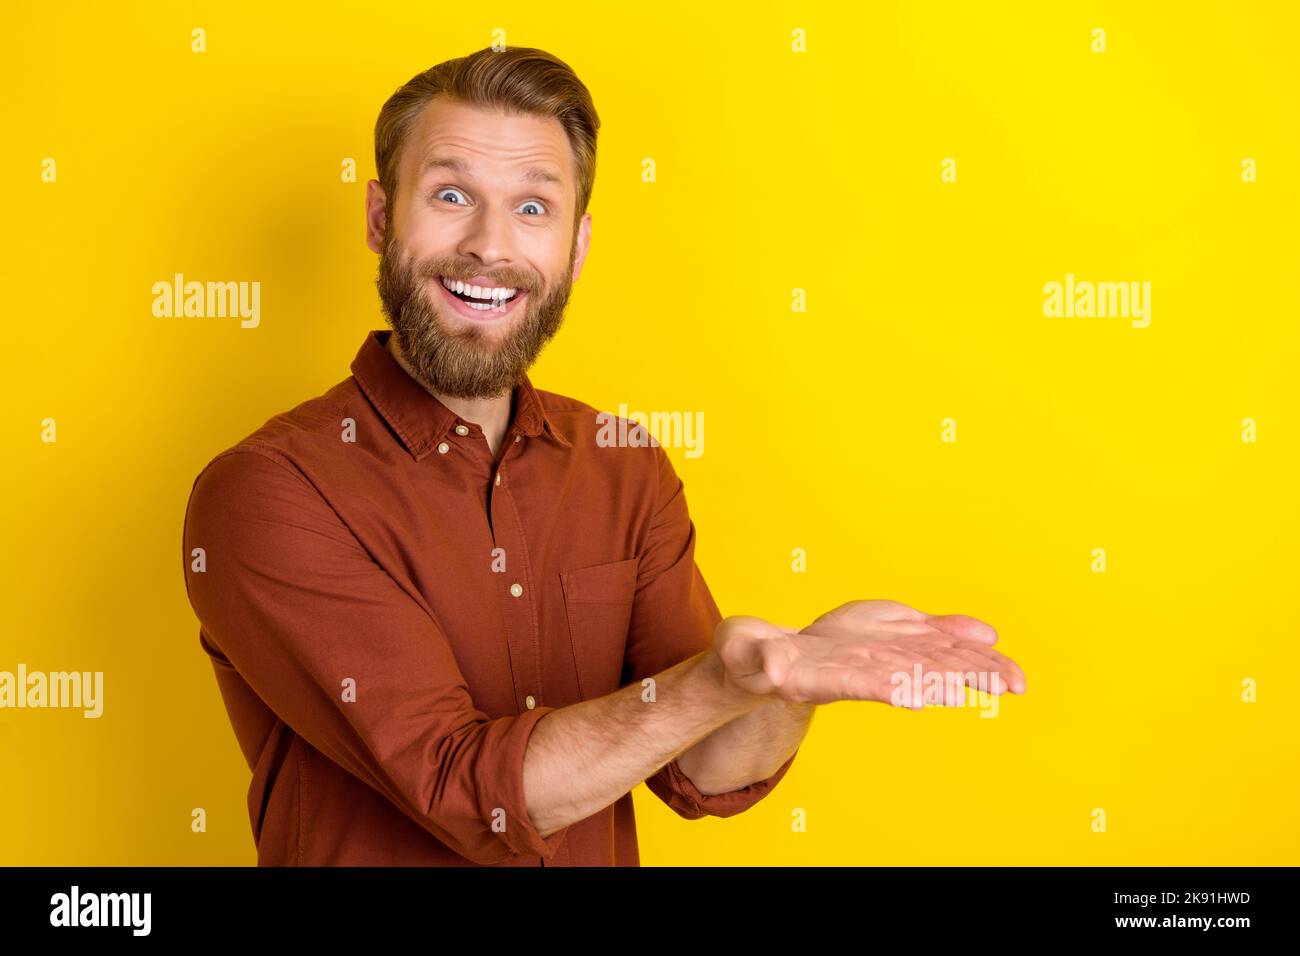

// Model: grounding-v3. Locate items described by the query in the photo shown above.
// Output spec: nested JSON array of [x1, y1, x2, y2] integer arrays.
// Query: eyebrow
[[422, 155, 563, 187]]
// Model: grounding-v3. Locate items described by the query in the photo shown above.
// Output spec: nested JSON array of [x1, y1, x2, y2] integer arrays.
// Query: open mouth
[[435, 275, 525, 318]]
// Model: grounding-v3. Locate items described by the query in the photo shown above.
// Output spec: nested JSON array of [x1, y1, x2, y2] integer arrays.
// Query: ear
[[570, 211, 592, 283], [365, 179, 388, 254]]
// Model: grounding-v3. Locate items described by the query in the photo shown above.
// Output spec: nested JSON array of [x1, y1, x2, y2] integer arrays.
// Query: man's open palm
[[712, 599, 1027, 707]]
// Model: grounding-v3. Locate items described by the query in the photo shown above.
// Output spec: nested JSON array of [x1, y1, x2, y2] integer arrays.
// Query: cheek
[[512, 226, 565, 265], [396, 207, 451, 256]]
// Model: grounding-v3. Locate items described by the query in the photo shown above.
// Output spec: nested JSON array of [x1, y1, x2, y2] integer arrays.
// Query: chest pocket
[[560, 557, 639, 698]]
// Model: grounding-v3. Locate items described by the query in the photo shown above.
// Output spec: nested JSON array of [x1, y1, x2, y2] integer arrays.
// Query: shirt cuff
[[648, 749, 798, 820], [478, 705, 569, 860]]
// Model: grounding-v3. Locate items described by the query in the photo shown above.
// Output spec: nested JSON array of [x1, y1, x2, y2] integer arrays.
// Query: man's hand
[[711, 599, 1027, 708]]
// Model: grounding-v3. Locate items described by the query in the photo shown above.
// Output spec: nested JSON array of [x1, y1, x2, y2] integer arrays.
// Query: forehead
[[403, 97, 574, 191]]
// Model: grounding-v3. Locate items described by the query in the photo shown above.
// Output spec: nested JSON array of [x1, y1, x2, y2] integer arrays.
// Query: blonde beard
[[375, 235, 574, 399]]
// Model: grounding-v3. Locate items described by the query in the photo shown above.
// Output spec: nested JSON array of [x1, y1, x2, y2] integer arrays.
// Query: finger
[[927, 613, 999, 644], [879, 619, 939, 636], [928, 662, 985, 704], [878, 600, 930, 624], [843, 599, 929, 622], [877, 672, 925, 710], [955, 644, 1026, 692], [943, 647, 1026, 694], [936, 654, 1010, 696], [877, 660, 968, 709]]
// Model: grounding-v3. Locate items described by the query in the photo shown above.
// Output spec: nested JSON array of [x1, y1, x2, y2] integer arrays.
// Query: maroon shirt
[[181, 329, 795, 865]]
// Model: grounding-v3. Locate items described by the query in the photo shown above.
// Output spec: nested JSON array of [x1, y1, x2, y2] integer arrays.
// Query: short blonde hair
[[374, 47, 601, 233]]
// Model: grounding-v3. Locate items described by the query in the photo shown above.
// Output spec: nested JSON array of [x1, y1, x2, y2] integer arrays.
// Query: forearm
[[521, 649, 763, 836], [675, 698, 814, 795]]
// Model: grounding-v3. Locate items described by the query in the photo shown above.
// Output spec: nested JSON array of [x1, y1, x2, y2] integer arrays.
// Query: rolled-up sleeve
[[648, 750, 797, 820], [182, 447, 566, 864], [623, 442, 797, 820]]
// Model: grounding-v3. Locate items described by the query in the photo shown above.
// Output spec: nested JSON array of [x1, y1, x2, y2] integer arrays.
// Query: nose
[[455, 204, 517, 277]]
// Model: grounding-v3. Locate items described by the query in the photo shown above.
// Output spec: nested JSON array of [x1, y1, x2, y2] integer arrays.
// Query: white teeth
[[440, 276, 518, 302]]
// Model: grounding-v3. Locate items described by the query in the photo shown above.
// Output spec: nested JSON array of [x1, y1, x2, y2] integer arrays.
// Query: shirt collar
[[350, 329, 572, 461]]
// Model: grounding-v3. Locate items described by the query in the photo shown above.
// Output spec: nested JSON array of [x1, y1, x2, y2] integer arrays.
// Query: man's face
[[367, 97, 591, 399]]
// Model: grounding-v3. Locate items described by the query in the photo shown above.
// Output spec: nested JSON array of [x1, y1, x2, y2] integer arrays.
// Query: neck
[[385, 332, 514, 458]]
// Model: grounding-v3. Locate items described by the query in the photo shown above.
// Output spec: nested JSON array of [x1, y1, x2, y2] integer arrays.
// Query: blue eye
[[519, 200, 545, 216], [437, 188, 467, 205]]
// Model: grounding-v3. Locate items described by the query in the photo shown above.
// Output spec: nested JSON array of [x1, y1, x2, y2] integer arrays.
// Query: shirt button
[[514, 434, 522, 443], [454, 424, 469, 436], [436, 441, 450, 454], [494, 472, 501, 486], [509, 582, 523, 597], [525, 695, 536, 710]]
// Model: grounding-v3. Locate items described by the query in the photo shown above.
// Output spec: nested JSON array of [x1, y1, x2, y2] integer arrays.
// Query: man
[[181, 46, 1026, 866]]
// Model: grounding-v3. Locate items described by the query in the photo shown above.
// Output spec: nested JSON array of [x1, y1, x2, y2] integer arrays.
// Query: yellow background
[[2, 1, 1296, 865]]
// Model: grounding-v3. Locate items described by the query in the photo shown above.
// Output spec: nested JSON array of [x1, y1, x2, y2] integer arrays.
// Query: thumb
[[758, 636, 794, 688], [927, 613, 999, 644], [716, 616, 793, 683]]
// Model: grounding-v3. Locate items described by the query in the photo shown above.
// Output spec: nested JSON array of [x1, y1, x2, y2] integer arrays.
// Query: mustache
[[415, 260, 538, 294]]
